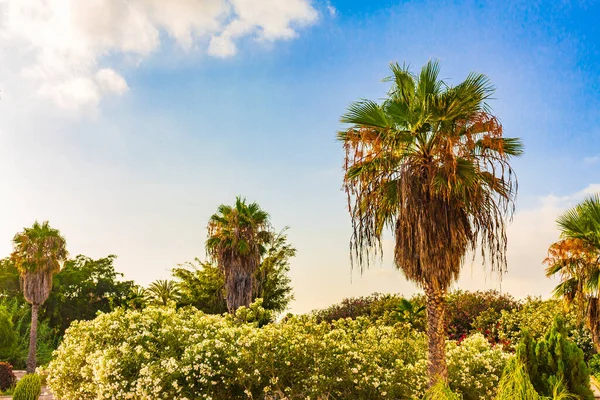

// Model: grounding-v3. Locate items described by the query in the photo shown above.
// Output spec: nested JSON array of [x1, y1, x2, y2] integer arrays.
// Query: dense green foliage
[[0, 299, 58, 369], [42, 255, 136, 335], [498, 298, 595, 358], [12, 374, 41, 400], [47, 302, 511, 399], [422, 381, 461, 400], [0, 362, 16, 391], [517, 318, 593, 399]]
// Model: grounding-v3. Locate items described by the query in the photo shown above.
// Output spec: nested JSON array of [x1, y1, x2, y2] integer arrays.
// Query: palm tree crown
[[146, 279, 181, 306], [12, 220, 68, 306], [339, 60, 522, 384], [545, 194, 600, 349], [206, 197, 272, 311]]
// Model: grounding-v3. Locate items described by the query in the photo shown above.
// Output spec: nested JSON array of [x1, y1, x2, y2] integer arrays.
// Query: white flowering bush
[[447, 333, 510, 400], [47, 304, 510, 399], [48, 306, 430, 399]]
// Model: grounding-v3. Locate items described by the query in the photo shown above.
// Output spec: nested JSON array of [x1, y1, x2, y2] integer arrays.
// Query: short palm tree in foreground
[[545, 194, 600, 350], [206, 197, 272, 312], [339, 60, 522, 385], [11, 221, 67, 373]]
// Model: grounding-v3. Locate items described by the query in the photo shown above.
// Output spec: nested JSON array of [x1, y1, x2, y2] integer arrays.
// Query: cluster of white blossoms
[[446, 334, 511, 399], [47, 305, 509, 399]]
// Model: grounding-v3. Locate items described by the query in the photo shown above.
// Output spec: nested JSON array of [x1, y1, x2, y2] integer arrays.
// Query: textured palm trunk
[[587, 297, 600, 352], [26, 303, 39, 374], [424, 285, 448, 387], [225, 265, 254, 312]]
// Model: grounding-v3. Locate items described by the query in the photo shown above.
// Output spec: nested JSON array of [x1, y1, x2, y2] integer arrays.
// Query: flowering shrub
[[444, 290, 518, 341], [446, 333, 510, 400], [48, 303, 511, 399], [48, 305, 430, 399]]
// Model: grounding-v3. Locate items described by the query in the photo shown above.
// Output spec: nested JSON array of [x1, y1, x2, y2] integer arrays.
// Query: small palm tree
[[146, 279, 180, 306], [206, 197, 272, 312], [396, 298, 426, 327], [339, 60, 522, 385], [545, 194, 600, 350], [11, 221, 67, 373], [127, 285, 148, 310]]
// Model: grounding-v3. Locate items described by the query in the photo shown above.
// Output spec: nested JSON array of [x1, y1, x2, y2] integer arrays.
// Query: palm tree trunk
[[26, 303, 39, 374], [424, 284, 448, 387], [587, 297, 600, 352], [226, 263, 253, 312]]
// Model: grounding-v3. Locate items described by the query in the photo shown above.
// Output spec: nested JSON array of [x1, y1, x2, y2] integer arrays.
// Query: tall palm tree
[[339, 60, 522, 385], [206, 197, 272, 312], [545, 194, 600, 350], [11, 221, 67, 373], [145, 279, 181, 306]]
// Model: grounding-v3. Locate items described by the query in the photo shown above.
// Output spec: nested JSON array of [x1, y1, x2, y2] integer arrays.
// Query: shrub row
[[48, 305, 508, 400]]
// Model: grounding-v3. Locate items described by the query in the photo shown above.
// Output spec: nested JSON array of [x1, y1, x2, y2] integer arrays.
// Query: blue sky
[[0, 0, 599, 312]]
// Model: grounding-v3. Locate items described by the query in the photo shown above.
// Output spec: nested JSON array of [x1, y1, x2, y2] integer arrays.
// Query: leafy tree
[[11, 221, 67, 373], [253, 229, 296, 313], [0, 258, 20, 299], [339, 60, 522, 385], [145, 279, 180, 306], [206, 197, 272, 311], [517, 317, 594, 399], [545, 194, 600, 351], [174, 231, 295, 315], [0, 306, 18, 362], [173, 260, 227, 314], [42, 255, 136, 335]]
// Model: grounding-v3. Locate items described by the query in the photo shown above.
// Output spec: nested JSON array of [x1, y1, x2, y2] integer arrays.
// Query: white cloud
[[584, 155, 600, 165], [0, 0, 318, 110], [326, 1, 336, 16], [96, 69, 129, 95]]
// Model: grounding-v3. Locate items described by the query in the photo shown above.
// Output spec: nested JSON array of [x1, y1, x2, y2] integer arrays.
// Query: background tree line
[[0, 226, 296, 369]]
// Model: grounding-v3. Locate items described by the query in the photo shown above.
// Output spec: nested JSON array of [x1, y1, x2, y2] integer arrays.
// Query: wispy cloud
[[584, 155, 600, 165], [0, 0, 318, 110]]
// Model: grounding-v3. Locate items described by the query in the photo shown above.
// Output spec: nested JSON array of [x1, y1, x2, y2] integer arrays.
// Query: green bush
[[498, 298, 595, 358], [588, 353, 600, 377], [0, 362, 16, 392], [12, 374, 41, 400], [0, 298, 59, 369], [0, 308, 18, 361], [517, 317, 594, 399], [423, 380, 462, 400], [495, 357, 542, 400]]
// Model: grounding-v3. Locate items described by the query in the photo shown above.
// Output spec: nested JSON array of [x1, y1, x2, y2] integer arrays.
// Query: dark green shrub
[[588, 353, 600, 377], [517, 317, 594, 399], [12, 373, 41, 400], [0, 307, 18, 361], [0, 362, 16, 391]]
